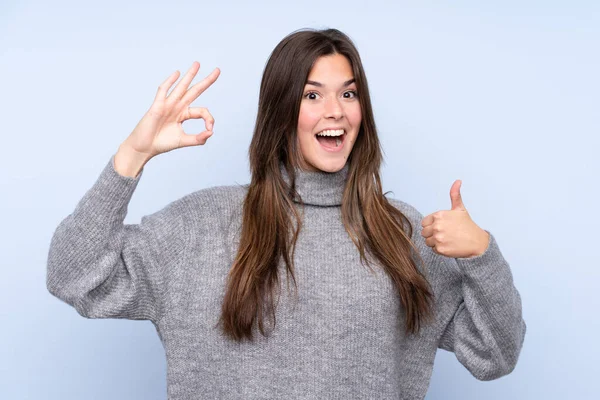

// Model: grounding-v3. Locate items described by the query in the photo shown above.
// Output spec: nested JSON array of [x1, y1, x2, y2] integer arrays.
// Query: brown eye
[[304, 92, 318, 100], [344, 90, 357, 99]]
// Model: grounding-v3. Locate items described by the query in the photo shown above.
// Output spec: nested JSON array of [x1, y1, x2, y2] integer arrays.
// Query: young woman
[[47, 28, 526, 399]]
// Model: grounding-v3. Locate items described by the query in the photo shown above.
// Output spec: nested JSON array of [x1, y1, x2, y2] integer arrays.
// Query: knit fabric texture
[[47, 155, 526, 399]]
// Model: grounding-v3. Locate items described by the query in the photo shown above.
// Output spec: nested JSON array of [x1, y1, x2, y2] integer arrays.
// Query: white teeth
[[335, 137, 341, 146], [316, 129, 344, 137]]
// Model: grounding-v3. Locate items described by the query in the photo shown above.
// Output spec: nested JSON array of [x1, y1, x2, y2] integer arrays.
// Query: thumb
[[450, 180, 465, 210]]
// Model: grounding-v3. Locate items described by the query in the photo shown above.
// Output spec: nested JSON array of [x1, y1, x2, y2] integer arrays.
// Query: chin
[[309, 158, 348, 173]]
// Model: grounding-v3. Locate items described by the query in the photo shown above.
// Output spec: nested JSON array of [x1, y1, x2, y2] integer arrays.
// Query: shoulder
[[184, 183, 248, 211], [386, 197, 424, 219], [386, 196, 462, 290], [385, 196, 425, 234], [165, 184, 248, 228], [144, 183, 248, 229]]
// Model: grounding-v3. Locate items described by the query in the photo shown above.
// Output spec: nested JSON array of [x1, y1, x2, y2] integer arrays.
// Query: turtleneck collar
[[280, 162, 349, 207]]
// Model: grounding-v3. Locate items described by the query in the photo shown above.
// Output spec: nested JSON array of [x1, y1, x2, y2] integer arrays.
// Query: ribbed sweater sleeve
[[394, 199, 527, 382], [438, 231, 527, 380], [46, 155, 187, 323]]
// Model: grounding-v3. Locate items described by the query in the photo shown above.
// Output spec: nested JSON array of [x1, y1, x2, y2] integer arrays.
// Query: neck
[[280, 162, 349, 207]]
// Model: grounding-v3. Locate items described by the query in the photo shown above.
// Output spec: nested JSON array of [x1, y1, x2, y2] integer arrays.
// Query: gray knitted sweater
[[46, 155, 526, 399]]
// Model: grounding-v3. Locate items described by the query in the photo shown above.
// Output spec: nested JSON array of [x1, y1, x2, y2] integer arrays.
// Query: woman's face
[[297, 53, 362, 173]]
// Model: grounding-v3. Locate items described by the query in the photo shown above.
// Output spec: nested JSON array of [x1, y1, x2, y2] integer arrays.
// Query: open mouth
[[314, 130, 346, 152]]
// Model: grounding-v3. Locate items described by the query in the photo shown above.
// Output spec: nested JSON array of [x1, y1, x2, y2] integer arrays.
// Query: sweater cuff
[[75, 155, 145, 219], [454, 230, 506, 278]]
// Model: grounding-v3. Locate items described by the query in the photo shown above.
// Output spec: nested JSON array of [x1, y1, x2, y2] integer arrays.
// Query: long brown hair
[[218, 28, 434, 342]]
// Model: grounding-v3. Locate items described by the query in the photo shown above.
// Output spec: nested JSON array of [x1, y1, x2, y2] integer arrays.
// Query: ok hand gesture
[[127, 61, 220, 156]]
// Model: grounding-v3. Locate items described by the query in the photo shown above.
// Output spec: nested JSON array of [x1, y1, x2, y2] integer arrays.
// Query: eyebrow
[[305, 78, 356, 88]]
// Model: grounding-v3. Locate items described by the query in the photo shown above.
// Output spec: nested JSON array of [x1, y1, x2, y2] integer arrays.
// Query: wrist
[[471, 229, 490, 257], [114, 143, 153, 178]]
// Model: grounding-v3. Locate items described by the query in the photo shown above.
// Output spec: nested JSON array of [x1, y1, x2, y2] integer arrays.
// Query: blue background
[[1, 0, 598, 398]]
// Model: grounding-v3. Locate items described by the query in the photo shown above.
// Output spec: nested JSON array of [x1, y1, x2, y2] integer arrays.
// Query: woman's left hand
[[420, 180, 490, 258]]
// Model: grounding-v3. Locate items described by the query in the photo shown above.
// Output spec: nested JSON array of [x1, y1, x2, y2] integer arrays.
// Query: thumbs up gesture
[[420, 180, 490, 258]]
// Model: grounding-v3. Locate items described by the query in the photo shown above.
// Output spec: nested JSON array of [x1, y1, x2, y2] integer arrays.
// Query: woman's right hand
[[115, 62, 220, 177]]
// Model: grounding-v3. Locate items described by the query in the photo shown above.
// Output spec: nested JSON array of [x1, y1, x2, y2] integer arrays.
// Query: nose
[[324, 96, 343, 119]]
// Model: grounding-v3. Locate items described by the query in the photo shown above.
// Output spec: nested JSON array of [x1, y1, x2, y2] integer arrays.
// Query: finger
[[186, 107, 215, 131], [421, 214, 434, 228], [154, 70, 181, 103], [420, 225, 433, 238], [450, 180, 465, 211], [181, 67, 221, 106], [179, 130, 213, 148], [168, 61, 201, 101], [425, 236, 436, 248]]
